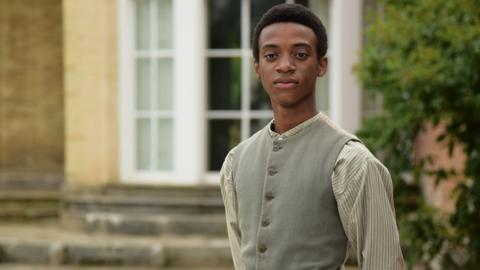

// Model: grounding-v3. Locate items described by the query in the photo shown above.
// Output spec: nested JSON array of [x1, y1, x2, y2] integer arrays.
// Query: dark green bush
[[356, 0, 480, 268]]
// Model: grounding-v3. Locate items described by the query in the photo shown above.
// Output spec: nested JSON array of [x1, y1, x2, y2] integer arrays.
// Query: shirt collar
[[267, 112, 327, 140]]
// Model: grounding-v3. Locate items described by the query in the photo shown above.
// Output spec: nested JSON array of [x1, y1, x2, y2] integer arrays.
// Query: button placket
[[256, 136, 285, 265]]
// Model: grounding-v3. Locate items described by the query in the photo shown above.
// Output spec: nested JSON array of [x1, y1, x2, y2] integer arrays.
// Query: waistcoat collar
[[267, 112, 327, 140]]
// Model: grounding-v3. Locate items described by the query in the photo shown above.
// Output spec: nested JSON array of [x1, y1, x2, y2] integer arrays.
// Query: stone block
[[0, 241, 50, 264], [165, 215, 227, 237], [105, 216, 163, 236], [165, 242, 232, 267], [65, 243, 152, 266]]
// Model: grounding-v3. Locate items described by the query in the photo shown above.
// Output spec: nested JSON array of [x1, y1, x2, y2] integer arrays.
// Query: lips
[[273, 78, 299, 89]]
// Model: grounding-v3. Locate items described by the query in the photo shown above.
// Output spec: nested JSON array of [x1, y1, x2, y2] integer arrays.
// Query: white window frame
[[328, 0, 362, 133], [119, 0, 206, 185]]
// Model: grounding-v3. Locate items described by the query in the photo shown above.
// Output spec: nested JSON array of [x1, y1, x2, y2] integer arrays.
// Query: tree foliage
[[356, 0, 480, 268]]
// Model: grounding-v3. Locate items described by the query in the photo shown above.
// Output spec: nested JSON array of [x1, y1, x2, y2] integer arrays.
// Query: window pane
[[208, 119, 241, 171], [136, 118, 151, 170], [250, 0, 285, 37], [136, 0, 150, 50], [208, 0, 241, 48], [208, 58, 241, 110], [156, 118, 173, 170], [250, 118, 272, 135], [157, 0, 172, 49], [250, 65, 272, 110], [156, 58, 173, 110], [136, 58, 151, 110]]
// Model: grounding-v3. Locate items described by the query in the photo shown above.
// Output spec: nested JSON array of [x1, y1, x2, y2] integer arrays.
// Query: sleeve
[[332, 141, 405, 270], [219, 148, 242, 269]]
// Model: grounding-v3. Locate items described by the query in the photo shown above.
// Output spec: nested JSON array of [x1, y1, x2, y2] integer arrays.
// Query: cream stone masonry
[[63, 0, 119, 188]]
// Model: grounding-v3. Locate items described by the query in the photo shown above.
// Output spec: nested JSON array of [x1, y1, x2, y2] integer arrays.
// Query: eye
[[264, 52, 278, 61], [295, 52, 309, 60]]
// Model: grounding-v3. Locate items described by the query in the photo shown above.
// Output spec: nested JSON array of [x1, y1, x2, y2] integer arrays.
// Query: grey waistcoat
[[232, 118, 355, 270]]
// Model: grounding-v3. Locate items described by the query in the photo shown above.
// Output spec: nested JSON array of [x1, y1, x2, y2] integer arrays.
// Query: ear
[[254, 60, 260, 79], [317, 57, 328, 77]]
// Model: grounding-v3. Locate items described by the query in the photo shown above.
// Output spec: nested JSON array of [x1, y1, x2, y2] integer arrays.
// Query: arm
[[332, 142, 405, 270], [219, 148, 242, 269]]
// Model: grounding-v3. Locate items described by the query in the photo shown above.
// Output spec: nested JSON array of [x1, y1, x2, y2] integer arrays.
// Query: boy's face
[[254, 22, 327, 109]]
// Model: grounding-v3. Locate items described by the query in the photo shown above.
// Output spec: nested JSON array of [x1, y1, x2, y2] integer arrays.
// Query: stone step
[[0, 191, 59, 202], [63, 194, 224, 214], [61, 185, 227, 236], [0, 192, 59, 221], [102, 185, 222, 198], [63, 185, 224, 215], [0, 208, 58, 221], [61, 212, 227, 237], [0, 223, 232, 268]]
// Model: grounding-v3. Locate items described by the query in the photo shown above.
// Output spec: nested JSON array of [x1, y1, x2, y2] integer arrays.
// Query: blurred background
[[0, 0, 478, 269]]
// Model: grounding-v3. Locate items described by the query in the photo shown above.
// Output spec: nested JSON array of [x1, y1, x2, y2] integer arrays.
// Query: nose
[[275, 55, 296, 73]]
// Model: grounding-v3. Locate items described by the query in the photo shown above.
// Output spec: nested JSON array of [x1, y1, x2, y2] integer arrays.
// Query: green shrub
[[356, 0, 480, 268]]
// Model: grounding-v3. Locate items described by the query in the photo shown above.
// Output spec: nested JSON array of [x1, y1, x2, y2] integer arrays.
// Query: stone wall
[[0, 0, 64, 189], [63, 0, 119, 188]]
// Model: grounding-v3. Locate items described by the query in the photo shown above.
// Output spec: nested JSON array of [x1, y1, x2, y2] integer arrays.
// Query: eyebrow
[[261, 42, 312, 50]]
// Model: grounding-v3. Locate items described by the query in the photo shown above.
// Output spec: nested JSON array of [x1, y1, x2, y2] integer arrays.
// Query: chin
[[273, 99, 304, 108], [270, 92, 315, 109]]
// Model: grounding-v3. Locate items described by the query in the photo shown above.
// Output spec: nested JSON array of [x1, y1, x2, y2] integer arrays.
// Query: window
[[120, 0, 176, 182], [206, 0, 331, 171], [120, 0, 335, 183], [206, 0, 283, 171]]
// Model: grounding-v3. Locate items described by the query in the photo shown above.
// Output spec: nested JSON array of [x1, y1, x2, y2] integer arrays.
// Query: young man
[[219, 4, 404, 270]]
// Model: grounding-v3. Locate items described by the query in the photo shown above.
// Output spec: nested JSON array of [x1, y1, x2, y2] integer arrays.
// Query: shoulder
[[337, 141, 378, 166], [333, 141, 391, 194], [219, 146, 238, 183]]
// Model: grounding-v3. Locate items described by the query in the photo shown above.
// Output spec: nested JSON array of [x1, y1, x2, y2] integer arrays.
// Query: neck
[[272, 103, 318, 134]]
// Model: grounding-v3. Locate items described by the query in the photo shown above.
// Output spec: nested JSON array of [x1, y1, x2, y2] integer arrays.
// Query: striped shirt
[[219, 113, 405, 269]]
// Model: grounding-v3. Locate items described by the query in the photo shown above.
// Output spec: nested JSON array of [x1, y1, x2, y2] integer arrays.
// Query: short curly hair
[[252, 3, 328, 62]]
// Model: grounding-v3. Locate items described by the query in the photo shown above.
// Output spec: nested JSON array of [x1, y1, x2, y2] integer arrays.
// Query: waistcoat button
[[258, 244, 267, 253], [268, 168, 277, 176], [262, 218, 270, 227], [273, 145, 283, 152], [265, 192, 274, 201]]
